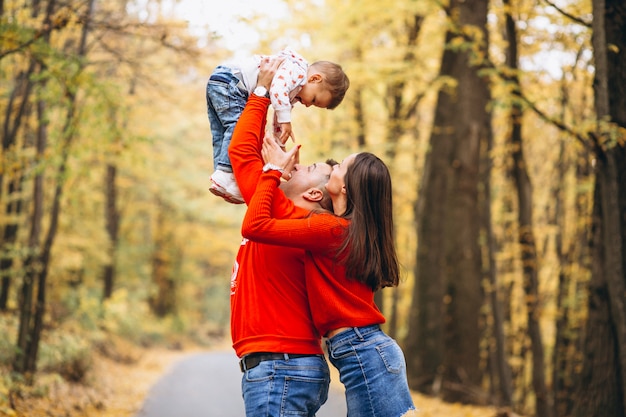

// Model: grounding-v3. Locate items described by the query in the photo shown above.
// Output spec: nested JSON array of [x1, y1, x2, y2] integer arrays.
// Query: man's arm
[[229, 58, 279, 204], [229, 96, 270, 204]]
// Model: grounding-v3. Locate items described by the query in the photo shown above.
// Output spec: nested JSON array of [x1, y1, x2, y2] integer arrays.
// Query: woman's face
[[326, 153, 357, 196]]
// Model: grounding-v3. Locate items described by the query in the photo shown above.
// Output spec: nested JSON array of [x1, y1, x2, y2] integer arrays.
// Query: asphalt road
[[135, 350, 347, 417]]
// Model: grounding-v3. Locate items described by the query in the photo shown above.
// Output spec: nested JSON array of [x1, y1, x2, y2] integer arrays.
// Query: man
[[227, 58, 333, 416]]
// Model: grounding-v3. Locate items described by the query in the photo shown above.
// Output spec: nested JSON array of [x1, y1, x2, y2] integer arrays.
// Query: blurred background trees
[[1, 0, 624, 416]]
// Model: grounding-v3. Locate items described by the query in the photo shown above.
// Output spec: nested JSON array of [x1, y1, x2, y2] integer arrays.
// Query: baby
[[206, 47, 349, 204]]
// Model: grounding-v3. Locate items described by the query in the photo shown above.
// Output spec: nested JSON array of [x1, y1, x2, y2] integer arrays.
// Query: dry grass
[[409, 393, 500, 417], [1, 339, 511, 417], [1, 342, 194, 417]]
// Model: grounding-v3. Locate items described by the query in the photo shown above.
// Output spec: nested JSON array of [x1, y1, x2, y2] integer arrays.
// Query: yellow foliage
[[409, 392, 499, 417], [0, 0, 602, 414]]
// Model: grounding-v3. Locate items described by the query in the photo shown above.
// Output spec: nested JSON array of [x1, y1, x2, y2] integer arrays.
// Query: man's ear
[[308, 73, 323, 84], [303, 187, 324, 202]]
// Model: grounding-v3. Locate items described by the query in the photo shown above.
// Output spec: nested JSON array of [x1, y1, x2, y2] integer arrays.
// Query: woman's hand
[[261, 136, 300, 179]]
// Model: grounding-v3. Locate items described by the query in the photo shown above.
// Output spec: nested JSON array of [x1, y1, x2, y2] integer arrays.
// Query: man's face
[[279, 162, 332, 198]]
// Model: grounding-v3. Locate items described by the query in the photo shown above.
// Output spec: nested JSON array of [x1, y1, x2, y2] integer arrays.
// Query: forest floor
[[1, 337, 519, 417]]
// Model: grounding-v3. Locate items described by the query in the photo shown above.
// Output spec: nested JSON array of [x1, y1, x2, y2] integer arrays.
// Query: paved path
[[136, 350, 346, 417]]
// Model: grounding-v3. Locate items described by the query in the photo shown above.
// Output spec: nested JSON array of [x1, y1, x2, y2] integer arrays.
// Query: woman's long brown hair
[[338, 152, 399, 291]]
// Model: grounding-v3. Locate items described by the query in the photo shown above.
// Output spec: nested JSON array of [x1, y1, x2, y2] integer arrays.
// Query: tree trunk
[[405, 88, 450, 394], [379, 13, 424, 330], [0, 61, 36, 311], [14, 90, 47, 379], [103, 157, 119, 300], [14, 0, 96, 378], [552, 137, 576, 417], [575, 0, 626, 415], [406, 0, 488, 403], [384, 13, 424, 164], [510, 119, 551, 417], [102, 67, 136, 300], [353, 77, 366, 148], [0, 178, 25, 311], [439, 0, 489, 404], [13, 0, 54, 379], [503, 1, 551, 415], [387, 287, 400, 339], [149, 201, 178, 317], [576, 174, 624, 417], [374, 284, 383, 316], [552, 62, 592, 417], [481, 92, 512, 407]]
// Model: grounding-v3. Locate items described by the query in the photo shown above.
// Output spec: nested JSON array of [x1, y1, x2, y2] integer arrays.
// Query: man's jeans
[[206, 65, 248, 173], [325, 325, 416, 417], [241, 355, 330, 416]]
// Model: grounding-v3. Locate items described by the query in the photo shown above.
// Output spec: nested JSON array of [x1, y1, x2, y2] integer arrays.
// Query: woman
[[242, 138, 416, 417]]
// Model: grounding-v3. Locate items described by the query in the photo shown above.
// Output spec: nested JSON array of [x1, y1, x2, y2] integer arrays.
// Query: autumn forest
[[1, 0, 625, 417]]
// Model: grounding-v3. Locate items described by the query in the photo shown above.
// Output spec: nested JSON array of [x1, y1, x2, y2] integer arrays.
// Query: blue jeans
[[325, 325, 416, 417], [241, 355, 330, 416], [206, 65, 248, 172]]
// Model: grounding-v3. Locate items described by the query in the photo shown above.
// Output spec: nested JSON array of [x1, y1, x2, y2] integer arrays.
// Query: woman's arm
[[242, 171, 346, 253]]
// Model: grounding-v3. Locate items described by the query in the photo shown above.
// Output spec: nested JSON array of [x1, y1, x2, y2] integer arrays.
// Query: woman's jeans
[[325, 325, 416, 417], [206, 65, 248, 172], [241, 355, 330, 416]]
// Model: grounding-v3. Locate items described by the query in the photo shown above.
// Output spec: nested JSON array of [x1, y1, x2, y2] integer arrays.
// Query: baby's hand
[[278, 122, 295, 144]]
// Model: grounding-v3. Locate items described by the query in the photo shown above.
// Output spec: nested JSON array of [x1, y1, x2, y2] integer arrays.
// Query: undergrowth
[[0, 288, 220, 417]]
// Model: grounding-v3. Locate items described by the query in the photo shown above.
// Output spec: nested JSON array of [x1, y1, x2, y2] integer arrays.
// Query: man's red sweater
[[228, 95, 322, 357]]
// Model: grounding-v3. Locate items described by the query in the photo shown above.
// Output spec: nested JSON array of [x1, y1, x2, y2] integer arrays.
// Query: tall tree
[[378, 10, 426, 330], [14, 0, 96, 377], [406, 0, 490, 403], [552, 44, 592, 417], [0, 9, 41, 310], [575, 1, 626, 416], [103, 160, 119, 300], [481, 130, 513, 408], [0, 62, 34, 310], [503, 1, 551, 416], [0, 0, 73, 312], [149, 198, 179, 317], [13, 0, 55, 378]]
